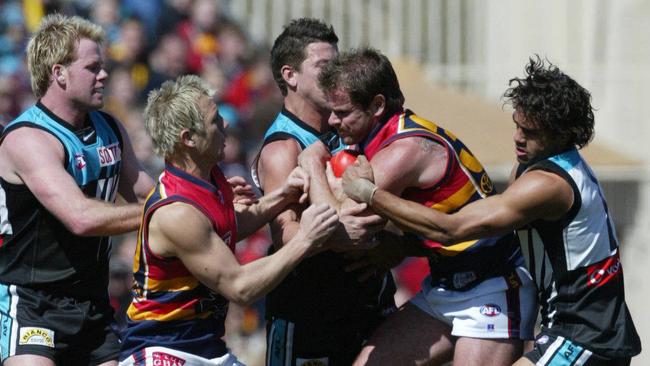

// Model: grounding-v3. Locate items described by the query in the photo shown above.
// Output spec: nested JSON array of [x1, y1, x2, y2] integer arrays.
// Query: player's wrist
[[344, 178, 377, 204]]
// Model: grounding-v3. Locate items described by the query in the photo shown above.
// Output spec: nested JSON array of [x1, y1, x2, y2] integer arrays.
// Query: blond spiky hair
[[144, 75, 215, 158], [27, 14, 105, 98]]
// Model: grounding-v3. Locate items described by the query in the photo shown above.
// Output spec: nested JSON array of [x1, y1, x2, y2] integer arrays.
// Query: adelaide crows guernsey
[[516, 149, 641, 358], [120, 164, 237, 361], [362, 109, 523, 290], [253, 108, 396, 323], [0, 102, 122, 297]]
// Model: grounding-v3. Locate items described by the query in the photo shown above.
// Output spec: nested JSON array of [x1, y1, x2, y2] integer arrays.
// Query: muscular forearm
[[370, 189, 460, 245], [303, 161, 342, 211], [235, 188, 292, 239], [275, 219, 301, 248], [227, 234, 310, 305], [68, 200, 143, 236]]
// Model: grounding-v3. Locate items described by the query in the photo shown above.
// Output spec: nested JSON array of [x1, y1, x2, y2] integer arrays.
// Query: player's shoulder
[[2, 124, 63, 156], [375, 135, 445, 165], [259, 139, 301, 167], [152, 201, 212, 238]]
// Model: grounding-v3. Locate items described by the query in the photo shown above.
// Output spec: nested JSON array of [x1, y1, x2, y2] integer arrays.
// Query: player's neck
[[284, 94, 330, 133], [168, 153, 214, 182], [40, 92, 89, 128]]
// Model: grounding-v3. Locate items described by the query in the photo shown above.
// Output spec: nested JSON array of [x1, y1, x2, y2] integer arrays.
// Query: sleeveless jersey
[[252, 108, 396, 323], [362, 109, 523, 290], [120, 164, 237, 360], [251, 107, 344, 188], [0, 102, 122, 298], [516, 148, 641, 358]]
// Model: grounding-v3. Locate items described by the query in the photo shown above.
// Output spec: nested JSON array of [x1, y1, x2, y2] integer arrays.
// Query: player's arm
[[114, 119, 155, 203], [257, 139, 304, 248], [228, 176, 258, 206], [150, 201, 338, 306], [341, 137, 445, 276], [347, 160, 573, 244], [234, 166, 309, 240], [298, 141, 386, 248], [1, 127, 144, 236], [297, 140, 341, 209], [370, 137, 447, 196]]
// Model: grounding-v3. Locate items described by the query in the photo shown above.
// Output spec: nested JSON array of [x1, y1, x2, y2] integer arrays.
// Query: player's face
[[327, 88, 375, 145], [196, 95, 228, 164], [62, 38, 108, 110], [512, 109, 551, 164], [295, 42, 338, 111]]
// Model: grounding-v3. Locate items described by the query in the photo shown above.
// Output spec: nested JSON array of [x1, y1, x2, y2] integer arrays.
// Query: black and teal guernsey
[[0, 102, 123, 299], [516, 148, 641, 358], [252, 107, 397, 325]]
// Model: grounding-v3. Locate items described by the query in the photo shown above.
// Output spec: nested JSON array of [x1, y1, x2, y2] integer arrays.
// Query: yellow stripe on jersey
[[437, 239, 479, 256], [145, 276, 200, 292], [458, 148, 484, 174], [133, 234, 143, 273], [126, 304, 213, 322], [408, 114, 439, 133], [133, 184, 167, 274], [431, 180, 476, 213]]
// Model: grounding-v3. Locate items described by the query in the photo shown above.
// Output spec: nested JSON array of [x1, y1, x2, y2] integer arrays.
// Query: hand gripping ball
[[330, 149, 359, 178]]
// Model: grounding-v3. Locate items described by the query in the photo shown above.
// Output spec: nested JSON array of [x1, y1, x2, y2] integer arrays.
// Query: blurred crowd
[[0, 1, 428, 361]]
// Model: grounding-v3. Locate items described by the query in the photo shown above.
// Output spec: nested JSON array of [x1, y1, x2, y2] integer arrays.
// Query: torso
[[0, 102, 122, 296], [516, 148, 641, 357], [363, 109, 524, 290], [120, 163, 236, 360], [253, 108, 397, 323]]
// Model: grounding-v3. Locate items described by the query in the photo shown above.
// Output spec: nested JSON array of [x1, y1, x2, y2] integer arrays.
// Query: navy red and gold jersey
[[362, 109, 523, 289], [120, 164, 236, 361]]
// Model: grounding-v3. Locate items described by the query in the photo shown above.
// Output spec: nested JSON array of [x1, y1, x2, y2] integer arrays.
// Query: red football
[[330, 149, 359, 177]]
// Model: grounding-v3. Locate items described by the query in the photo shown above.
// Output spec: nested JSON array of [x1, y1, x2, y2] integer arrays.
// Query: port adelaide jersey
[[516, 148, 641, 358], [0, 102, 122, 296]]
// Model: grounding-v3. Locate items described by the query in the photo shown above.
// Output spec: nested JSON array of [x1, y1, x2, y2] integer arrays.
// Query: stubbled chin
[[342, 135, 357, 145]]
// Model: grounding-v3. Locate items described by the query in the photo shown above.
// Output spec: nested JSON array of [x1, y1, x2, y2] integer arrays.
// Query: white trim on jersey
[[0, 186, 13, 235], [9, 285, 18, 357], [518, 229, 553, 289], [550, 154, 618, 271], [537, 336, 565, 365], [575, 348, 593, 365]]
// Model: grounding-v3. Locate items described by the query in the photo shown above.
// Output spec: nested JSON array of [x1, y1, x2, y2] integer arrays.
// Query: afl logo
[[74, 153, 86, 169], [480, 303, 501, 317], [480, 173, 493, 194]]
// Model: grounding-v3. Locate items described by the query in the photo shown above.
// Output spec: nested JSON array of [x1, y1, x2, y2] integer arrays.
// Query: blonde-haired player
[[0, 14, 154, 366], [119, 75, 339, 366]]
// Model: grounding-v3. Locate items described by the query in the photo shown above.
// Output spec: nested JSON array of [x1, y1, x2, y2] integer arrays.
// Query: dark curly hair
[[319, 47, 405, 114], [270, 18, 338, 96], [504, 56, 594, 149]]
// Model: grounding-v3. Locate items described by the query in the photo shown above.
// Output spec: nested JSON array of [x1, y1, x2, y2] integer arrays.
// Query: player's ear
[[281, 65, 297, 90], [52, 64, 66, 85], [180, 129, 195, 147], [370, 94, 385, 118]]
